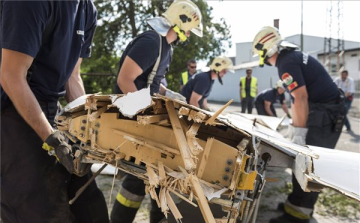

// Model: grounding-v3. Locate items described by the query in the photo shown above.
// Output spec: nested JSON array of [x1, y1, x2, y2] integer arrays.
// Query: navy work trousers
[[111, 174, 164, 223], [287, 99, 346, 211], [241, 95, 254, 114], [1, 103, 109, 223]]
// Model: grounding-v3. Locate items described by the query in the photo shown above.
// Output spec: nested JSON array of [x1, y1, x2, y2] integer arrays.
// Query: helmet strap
[[259, 49, 267, 67], [172, 25, 187, 42], [216, 72, 223, 85]]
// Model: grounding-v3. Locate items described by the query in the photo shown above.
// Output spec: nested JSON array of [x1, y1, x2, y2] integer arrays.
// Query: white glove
[[165, 89, 186, 102], [284, 124, 295, 139], [291, 127, 308, 146]]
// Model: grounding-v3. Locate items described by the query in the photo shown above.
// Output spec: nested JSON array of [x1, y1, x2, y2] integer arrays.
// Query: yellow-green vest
[[181, 71, 189, 85], [240, 77, 257, 98]]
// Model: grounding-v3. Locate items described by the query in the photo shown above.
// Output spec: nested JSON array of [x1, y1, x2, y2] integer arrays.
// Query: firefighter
[[179, 59, 197, 91], [180, 56, 234, 110], [111, 1, 203, 222], [240, 68, 258, 114], [252, 26, 346, 223], [0, 1, 109, 222], [255, 80, 291, 117]]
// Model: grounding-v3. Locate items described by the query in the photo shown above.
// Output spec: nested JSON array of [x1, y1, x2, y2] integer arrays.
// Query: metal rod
[[69, 163, 108, 205]]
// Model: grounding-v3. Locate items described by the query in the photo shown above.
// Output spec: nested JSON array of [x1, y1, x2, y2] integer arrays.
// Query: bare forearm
[[159, 84, 166, 95], [291, 97, 308, 127], [65, 74, 85, 102], [202, 98, 209, 110], [265, 104, 274, 116], [282, 103, 289, 114], [118, 79, 138, 94], [2, 78, 53, 141], [189, 97, 200, 108]]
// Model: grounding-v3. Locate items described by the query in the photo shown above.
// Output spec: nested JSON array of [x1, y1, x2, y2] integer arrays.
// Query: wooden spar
[[205, 99, 233, 126], [165, 101, 196, 170], [188, 175, 216, 223], [197, 137, 214, 179], [137, 114, 169, 125]]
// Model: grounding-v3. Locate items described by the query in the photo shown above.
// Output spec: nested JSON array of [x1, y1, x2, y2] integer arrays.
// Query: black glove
[[43, 130, 74, 173]]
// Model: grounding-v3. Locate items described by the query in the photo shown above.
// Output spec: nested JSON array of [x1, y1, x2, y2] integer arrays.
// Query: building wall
[[209, 34, 360, 103], [318, 49, 360, 80]]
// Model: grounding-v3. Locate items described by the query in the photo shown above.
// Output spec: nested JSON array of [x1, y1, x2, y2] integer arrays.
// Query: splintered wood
[[165, 101, 196, 170], [57, 95, 260, 223]]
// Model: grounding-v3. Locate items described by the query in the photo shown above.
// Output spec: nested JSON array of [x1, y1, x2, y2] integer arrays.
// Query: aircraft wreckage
[[56, 88, 360, 223]]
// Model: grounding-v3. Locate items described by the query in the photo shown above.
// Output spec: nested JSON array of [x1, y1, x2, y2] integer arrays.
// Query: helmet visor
[[190, 23, 203, 37]]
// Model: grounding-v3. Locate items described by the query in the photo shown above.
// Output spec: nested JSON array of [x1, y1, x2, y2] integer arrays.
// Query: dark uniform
[[273, 50, 346, 223], [255, 88, 285, 117], [112, 30, 172, 223], [180, 71, 214, 108], [0, 1, 109, 223]]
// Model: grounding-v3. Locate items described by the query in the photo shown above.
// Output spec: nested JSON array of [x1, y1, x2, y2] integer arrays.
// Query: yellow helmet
[[275, 80, 285, 89], [147, 0, 203, 42], [210, 56, 234, 73], [252, 26, 298, 67]]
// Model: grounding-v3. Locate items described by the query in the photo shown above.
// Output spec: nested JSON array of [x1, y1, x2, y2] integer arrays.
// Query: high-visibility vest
[[181, 71, 189, 85], [240, 77, 257, 98]]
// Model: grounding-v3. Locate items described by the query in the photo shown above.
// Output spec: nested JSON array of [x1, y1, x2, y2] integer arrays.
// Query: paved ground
[[96, 98, 360, 223]]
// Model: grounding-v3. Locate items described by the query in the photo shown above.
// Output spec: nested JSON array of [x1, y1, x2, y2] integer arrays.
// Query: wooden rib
[[113, 129, 180, 156], [179, 107, 190, 116], [158, 161, 166, 182], [189, 110, 207, 123], [137, 114, 169, 125], [205, 99, 233, 126], [197, 137, 214, 179], [165, 190, 183, 221], [167, 188, 198, 207], [188, 175, 216, 223], [89, 105, 108, 122], [165, 101, 196, 170]]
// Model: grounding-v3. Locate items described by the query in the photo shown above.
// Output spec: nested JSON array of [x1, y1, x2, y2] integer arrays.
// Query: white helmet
[[210, 56, 235, 73], [147, 0, 203, 42], [275, 80, 285, 89], [252, 26, 298, 67]]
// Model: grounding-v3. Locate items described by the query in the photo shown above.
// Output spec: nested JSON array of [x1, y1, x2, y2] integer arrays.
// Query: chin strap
[[173, 25, 187, 42], [216, 72, 223, 85]]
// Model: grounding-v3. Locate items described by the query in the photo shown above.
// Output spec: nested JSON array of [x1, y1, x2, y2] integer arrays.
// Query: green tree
[[81, 0, 231, 93]]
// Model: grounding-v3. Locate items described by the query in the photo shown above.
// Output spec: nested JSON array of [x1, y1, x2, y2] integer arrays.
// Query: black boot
[[269, 213, 309, 223]]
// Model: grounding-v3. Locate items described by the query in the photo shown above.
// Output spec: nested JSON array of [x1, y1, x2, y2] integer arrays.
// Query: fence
[[81, 73, 116, 94]]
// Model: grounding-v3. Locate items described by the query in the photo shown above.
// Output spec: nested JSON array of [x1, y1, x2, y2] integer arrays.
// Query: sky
[[205, 0, 360, 58]]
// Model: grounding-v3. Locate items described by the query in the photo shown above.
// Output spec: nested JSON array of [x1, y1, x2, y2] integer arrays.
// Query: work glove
[[43, 130, 74, 173], [291, 127, 308, 146], [165, 89, 186, 102], [284, 124, 294, 139]]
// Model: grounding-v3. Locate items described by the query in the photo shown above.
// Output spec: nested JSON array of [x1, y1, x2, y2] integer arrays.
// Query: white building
[[208, 35, 360, 103]]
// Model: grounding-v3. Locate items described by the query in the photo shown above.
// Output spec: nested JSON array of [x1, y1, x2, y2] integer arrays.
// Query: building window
[[351, 53, 358, 57]]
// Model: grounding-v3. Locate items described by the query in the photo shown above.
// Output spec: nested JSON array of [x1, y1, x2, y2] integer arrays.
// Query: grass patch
[[317, 188, 360, 219]]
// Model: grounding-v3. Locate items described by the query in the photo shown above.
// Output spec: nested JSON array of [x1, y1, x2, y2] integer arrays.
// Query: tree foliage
[[81, 0, 231, 93]]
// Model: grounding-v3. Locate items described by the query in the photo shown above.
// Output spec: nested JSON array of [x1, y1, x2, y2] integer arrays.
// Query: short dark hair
[[246, 68, 252, 72], [341, 70, 348, 75], [187, 59, 196, 65]]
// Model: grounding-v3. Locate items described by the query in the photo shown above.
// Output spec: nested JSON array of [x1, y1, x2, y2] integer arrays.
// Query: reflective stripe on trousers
[[284, 200, 312, 220], [116, 186, 144, 208]]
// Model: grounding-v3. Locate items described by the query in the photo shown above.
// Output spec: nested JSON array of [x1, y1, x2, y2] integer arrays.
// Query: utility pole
[[301, 0, 303, 51]]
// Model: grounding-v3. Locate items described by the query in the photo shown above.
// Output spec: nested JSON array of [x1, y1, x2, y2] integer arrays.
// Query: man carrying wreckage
[[180, 56, 234, 111], [252, 26, 346, 223], [0, 1, 109, 222], [111, 0, 204, 222]]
